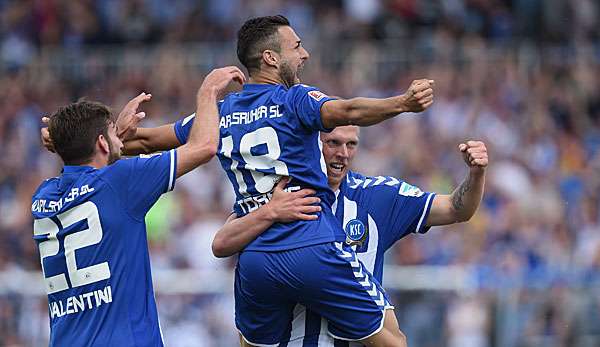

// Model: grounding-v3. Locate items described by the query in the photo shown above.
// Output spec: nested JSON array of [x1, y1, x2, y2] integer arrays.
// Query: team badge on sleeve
[[344, 219, 368, 246], [308, 90, 327, 101], [398, 182, 424, 197]]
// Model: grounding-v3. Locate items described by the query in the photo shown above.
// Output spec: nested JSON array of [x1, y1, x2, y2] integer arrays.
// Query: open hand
[[116, 92, 152, 141], [264, 177, 322, 223]]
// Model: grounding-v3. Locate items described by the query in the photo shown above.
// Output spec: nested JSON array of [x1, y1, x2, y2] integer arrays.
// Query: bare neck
[[329, 179, 342, 193], [248, 69, 286, 87], [78, 155, 108, 169]]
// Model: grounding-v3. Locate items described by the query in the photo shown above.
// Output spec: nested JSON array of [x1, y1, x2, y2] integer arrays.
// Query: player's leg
[[239, 333, 253, 347], [235, 242, 406, 346], [235, 251, 295, 346], [291, 242, 404, 346], [360, 308, 408, 347]]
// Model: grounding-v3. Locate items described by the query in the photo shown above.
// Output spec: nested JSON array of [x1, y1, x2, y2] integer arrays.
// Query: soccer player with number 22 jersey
[[32, 67, 244, 347]]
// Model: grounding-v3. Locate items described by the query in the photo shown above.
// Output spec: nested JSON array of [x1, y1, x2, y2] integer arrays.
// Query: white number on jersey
[[221, 126, 289, 196], [33, 201, 111, 294]]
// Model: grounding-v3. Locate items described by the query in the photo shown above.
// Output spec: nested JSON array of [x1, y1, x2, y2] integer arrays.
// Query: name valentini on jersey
[[49, 285, 112, 319]]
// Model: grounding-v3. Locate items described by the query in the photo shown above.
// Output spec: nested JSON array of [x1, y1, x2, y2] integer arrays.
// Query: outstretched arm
[[426, 141, 488, 226], [122, 125, 181, 155], [212, 178, 321, 257], [40, 92, 181, 156], [320, 79, 434, 128], [115, 92, 183, 155]]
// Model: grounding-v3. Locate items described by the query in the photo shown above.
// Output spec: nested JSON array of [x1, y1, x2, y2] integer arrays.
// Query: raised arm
[[114, 91, 184, 155], [175, 67, 245, 178], [426, 141, 488, 226], [41, 92, 181, 156], [212, 178, 321, 257], [122, 125, 181, 155], [320, 79, 434, 128]]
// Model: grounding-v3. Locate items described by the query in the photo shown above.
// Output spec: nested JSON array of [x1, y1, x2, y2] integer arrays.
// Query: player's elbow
[[451, 209, 474, 223], [202, 142, 219, 159], [121, 140, 152, 156], [211, 235, 234, 258], [455, 214, 471, 223], [137, 139, 155, 154], [195, 141, 219, 164]]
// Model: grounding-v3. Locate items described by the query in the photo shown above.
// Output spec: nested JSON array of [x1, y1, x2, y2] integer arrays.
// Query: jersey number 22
[[33, 201, 110, 294]]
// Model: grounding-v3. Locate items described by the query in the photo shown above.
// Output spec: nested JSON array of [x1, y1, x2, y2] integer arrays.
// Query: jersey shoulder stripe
[[346, 173, 401, 190]]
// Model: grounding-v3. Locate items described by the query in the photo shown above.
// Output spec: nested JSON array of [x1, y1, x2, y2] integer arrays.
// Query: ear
[[97, 134, 110, 155], [262, 50, 279, 68]]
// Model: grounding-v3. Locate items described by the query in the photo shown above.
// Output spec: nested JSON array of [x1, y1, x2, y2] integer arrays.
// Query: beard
[[107, 140, 121, 165], [280, 61, 299, 88]]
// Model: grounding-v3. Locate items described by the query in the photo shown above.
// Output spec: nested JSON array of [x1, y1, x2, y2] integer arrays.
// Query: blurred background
[[1, 0, 599, 346]]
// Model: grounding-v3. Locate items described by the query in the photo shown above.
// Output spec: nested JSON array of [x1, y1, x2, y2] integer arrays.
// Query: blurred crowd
[[1, 0, 600, 346]]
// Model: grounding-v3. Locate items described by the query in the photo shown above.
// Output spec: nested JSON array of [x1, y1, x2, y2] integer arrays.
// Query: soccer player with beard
[[31, 67, 244, 347], [210, 126, 488, 346], [196, 16, 433, 347], [105, 15, 434, 346]]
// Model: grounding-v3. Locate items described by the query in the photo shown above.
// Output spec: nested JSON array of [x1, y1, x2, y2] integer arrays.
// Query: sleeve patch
[[398, 182, 424, 197], [308, 90, 327, 101]]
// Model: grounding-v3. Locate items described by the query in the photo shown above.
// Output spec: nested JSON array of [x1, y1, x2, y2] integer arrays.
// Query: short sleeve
[[102, 149, 177, 219], [286, 84, 336, 132], [369, 178, 435, 251], [173, 113, 195, 145]]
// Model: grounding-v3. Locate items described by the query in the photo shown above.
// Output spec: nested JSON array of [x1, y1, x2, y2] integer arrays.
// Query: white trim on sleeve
[[415, 193, 434, 233], [167, 149, 176, 191], [182, 113, 195, 125]]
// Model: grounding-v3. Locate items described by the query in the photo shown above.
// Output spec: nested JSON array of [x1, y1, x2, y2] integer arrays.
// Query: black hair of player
[[237, 15, 290, 75], [49, 100, 116, 166]]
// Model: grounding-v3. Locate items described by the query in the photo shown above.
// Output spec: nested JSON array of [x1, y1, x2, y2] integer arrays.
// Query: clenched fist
[[459, 141, 488, 170], [400, 79, 434, 112]]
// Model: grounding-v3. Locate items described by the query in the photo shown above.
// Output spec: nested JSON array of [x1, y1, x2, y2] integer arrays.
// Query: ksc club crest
[[344, 219, 368, 247]]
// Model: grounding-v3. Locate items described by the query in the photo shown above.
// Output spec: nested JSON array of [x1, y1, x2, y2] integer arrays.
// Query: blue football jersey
[[174, 83, 346, 251], [31, 150, 177, 347], [280, 171, 436, 346]]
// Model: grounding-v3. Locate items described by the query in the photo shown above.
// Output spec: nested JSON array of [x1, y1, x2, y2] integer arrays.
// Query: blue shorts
[[235, 242, 393, 346]]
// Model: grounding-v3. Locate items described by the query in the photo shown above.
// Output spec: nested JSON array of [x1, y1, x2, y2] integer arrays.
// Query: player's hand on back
[[264, 177, 322, 223], [458, 140, 488, 171], [116, 92, 152, 141], [399, 79, 434, 112], [199, 66, 246, 98]]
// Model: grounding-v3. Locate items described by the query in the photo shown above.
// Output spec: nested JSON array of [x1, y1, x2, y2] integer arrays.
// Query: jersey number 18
[[221, 126, 289, 196]]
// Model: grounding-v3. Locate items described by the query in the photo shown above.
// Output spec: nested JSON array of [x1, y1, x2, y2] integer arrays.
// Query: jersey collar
[[62, 165, 95, 174], [242, 83, 278, 92], [339, 172, 351, 193]]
